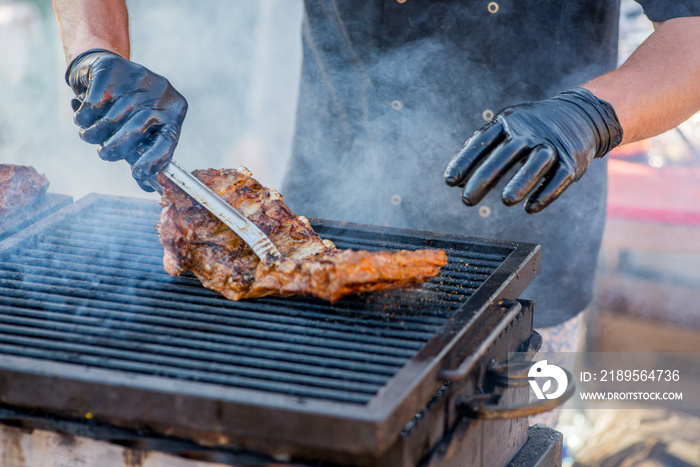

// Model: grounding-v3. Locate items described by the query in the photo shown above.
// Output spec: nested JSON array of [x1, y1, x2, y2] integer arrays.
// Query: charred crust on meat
[[156, 167, 447, 303]]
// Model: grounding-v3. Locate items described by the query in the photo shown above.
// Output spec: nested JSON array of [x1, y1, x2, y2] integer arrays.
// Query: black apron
[[282, 0, 699, 327]]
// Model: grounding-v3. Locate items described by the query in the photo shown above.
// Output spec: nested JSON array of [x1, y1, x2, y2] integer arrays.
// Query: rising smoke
[[0, 0, 303, 200]]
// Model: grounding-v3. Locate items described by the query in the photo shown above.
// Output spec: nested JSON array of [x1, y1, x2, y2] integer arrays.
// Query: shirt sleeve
[[636, 0, 700, 22]]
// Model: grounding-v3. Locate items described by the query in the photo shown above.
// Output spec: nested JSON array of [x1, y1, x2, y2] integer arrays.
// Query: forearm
[[583, 16, 700, 145], [51, 0, 130, 64]]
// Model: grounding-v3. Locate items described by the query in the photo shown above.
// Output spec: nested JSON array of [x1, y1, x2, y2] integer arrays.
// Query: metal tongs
[[148, 161, 281, 260]]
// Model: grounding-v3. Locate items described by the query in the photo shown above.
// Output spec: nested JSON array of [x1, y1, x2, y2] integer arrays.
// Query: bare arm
[[583, 16, 700, 145], [50, 0, 186, 192], [444, 15, 700, 213], [51, 0, 130, 63]]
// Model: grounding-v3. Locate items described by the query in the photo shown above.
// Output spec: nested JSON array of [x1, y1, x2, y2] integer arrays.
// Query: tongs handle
[[149, 161, 281, 260]]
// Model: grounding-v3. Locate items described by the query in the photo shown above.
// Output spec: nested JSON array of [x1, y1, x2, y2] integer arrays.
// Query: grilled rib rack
[[0, 194, 539, 465]]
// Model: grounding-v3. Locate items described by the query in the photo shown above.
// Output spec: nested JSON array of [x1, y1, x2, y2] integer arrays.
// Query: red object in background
[[607, 142, 700, 225]]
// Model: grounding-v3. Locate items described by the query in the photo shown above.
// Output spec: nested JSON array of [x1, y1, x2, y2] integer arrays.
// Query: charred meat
[[156, 168, 447, 302], [249, 248, 449, 303], [0, 165, 49, 218]]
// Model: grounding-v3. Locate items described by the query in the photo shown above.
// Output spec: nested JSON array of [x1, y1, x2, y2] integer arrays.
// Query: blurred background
[[563, 2, 700, 464], [0, 0, 304, 200], [589, 0, 700, 356], [1, 0, 699, 465]]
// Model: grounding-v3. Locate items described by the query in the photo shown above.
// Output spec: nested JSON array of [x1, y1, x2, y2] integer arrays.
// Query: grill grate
[[0, 197, 513, 405]]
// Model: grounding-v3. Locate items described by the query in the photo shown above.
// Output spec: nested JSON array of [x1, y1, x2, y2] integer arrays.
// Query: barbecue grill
[[0, 194, 562, 466]]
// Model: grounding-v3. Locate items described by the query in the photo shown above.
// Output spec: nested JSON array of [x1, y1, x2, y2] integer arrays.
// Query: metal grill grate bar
[[0, 258, 458, 330], [0, 261, 448, 332], [0, 303, 400, 376], [0, 269, 435, 343], [0, 317, 390, 392], [0, 301, 407, 371], [0, 285, 423, 358], [0, 341, 374, 404]]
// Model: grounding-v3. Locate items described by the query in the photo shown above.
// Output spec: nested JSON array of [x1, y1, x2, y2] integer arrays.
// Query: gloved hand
[[444, 88, 623, 213], [66, 49, 188, 192]]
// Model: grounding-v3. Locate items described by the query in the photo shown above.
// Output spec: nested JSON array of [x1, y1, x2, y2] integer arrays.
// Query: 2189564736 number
[[600, 369, 680, 382]]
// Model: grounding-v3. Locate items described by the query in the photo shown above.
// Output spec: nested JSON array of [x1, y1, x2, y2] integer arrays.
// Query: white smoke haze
[[0, 0, 303, 200]]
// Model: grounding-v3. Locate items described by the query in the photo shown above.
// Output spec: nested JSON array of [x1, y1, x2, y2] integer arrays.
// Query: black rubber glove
[[444, 88, 623, 213], [66, 49, 188, 192]]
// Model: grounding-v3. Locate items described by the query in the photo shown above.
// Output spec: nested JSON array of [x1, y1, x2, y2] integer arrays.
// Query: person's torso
[[286, 0, 619, 226], [282, 0, 620, 325]]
